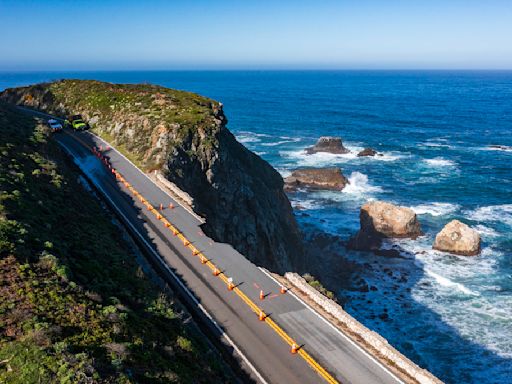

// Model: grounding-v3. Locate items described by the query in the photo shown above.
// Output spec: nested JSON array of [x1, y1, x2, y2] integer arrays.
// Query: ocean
[[1, 70, 511, 383]]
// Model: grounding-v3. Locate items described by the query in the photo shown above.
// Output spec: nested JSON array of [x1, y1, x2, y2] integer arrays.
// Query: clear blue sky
[[1, 0, 512, 71]]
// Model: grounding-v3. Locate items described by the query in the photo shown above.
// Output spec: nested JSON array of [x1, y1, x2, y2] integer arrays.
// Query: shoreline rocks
[[284, 167, 349, 192], [357, 147, 378, 157], [433, 220, 481, 256], [348, 201, 422, 251], [305, 136, 350, 154]]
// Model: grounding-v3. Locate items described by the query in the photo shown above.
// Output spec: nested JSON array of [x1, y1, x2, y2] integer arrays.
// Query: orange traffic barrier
[[260, 290, 264, 300], [291, 343, 298, 354], [259, 311, 265, 321], [213, 267, 220, 276], [280, 285, 286, 294]]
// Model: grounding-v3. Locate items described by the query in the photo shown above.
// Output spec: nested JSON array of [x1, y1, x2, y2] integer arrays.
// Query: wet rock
[[433, 219, 481, 256], [284, 167, 349, 191], [357, 147, 378, 157], [348, 201, 422, 251], [305, 136, 350, 155]]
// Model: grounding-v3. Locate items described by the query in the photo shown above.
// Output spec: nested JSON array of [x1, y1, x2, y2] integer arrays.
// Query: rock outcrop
[[433, 220, 481, 256], [349, 201, 422, 250], [284, 167, 348, 191], [305, 136, 350, 154], [0, 80, 304, 273], [357, 147, 377, 157]]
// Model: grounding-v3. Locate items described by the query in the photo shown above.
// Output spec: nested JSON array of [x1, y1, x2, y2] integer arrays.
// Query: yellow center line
[[64, 130, 339, 384]]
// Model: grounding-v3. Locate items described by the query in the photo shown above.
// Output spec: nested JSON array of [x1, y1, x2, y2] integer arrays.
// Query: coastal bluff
[[0, 80, 304, 273]]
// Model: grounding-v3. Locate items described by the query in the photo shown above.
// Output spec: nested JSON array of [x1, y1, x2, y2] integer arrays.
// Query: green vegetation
[[302, 273, 336, 301], [0, 103, 233, 383], [44, 80, 222, 171]]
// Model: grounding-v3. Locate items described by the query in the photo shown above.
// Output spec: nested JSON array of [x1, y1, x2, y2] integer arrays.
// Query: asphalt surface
[[44, 118, 404, 384]]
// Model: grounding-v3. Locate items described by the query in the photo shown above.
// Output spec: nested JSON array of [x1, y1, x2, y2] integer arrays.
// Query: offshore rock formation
[[433, 220, 481, 256], [357, 147, 377, 157], [305, 136, 350, 154], [0, 80, 304, 273], [349, 201, 422, 251], [284, 167, 349, 192]]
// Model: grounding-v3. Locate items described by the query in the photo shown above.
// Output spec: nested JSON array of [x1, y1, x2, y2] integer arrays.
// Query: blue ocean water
[[1, 70, 511, 383]]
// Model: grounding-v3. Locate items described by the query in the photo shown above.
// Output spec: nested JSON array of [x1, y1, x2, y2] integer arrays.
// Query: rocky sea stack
[[0, 80, 304, 273], [433, 220, 481, 256], [284, 167, 349, 191], [305, 136, 350, 154], [357, 147, 377, 157], [349, 201, 422, 251]]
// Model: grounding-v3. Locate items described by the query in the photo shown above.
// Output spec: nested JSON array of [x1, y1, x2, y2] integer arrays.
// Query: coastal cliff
[[0, 80, 304, 273]]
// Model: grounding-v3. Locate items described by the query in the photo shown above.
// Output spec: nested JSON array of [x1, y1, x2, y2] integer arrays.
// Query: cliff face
[[0, 80, 304, 273]]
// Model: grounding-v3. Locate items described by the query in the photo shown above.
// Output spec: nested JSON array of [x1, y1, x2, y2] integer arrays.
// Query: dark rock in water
[[488, 144, 512, 152], [348, 201, 422, 251], [284, 167, 349, 191], [357, 147, 378, 157], [0, 80, 305, 274], [305, 136, 350, 154]]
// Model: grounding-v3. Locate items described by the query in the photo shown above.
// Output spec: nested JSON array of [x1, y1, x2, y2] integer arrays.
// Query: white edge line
[[58, 140, 269, 384], [85, 131, 202, 222], [258, 267, 405, 384], [32, 107, 399, 384]]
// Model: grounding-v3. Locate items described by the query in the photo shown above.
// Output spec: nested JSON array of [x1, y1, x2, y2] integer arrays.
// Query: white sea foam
[[474, 224, 500, 238], [466, 204, 512, 227], [261, 137, 302, 147], [409, 202, 460, 217], [279, 149, 358, 167], [424, 268, 479, 296], [480, 145, 512, 152], [290, 198, 321, 210], [423, 157, 457, 167], [343, 172, 383, 195], [276, 168, 292, 178], [235, 131, 271, 144]]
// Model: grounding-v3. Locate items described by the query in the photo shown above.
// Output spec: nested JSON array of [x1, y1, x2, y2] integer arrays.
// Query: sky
[[1, 0, 512, 71]]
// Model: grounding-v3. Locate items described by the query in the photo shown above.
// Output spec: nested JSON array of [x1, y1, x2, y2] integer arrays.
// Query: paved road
[[30, 109, 404, 384]]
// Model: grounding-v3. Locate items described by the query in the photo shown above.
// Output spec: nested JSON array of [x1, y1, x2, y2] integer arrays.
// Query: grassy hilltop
[[0, 103, 234, 383], [2, 79, 224, 171]]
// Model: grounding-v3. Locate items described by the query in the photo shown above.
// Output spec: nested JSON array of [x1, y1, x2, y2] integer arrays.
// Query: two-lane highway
[[40, 113, 405, 384]]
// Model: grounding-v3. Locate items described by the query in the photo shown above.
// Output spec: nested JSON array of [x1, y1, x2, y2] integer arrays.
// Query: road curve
[[23, 107, 404, 384]]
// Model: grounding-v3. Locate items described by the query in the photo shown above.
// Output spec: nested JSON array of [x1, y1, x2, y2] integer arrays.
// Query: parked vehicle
[[65, 115, 90, 130], [47, 118, 63, 132]]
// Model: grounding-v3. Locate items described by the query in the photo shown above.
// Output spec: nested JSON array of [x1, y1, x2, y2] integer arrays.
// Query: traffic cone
[[192, 249, 200, 256], [169, 202, 174, 209], [280, 285, 286, 294], [228, 279, 234, 291], [291, 343, 298, 354], [259, 311, 265, 321], [159, 203, 163, 211], [213, 267, 220, 276], [259, 290, 264, 300], [201, 255, 207, 264]]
